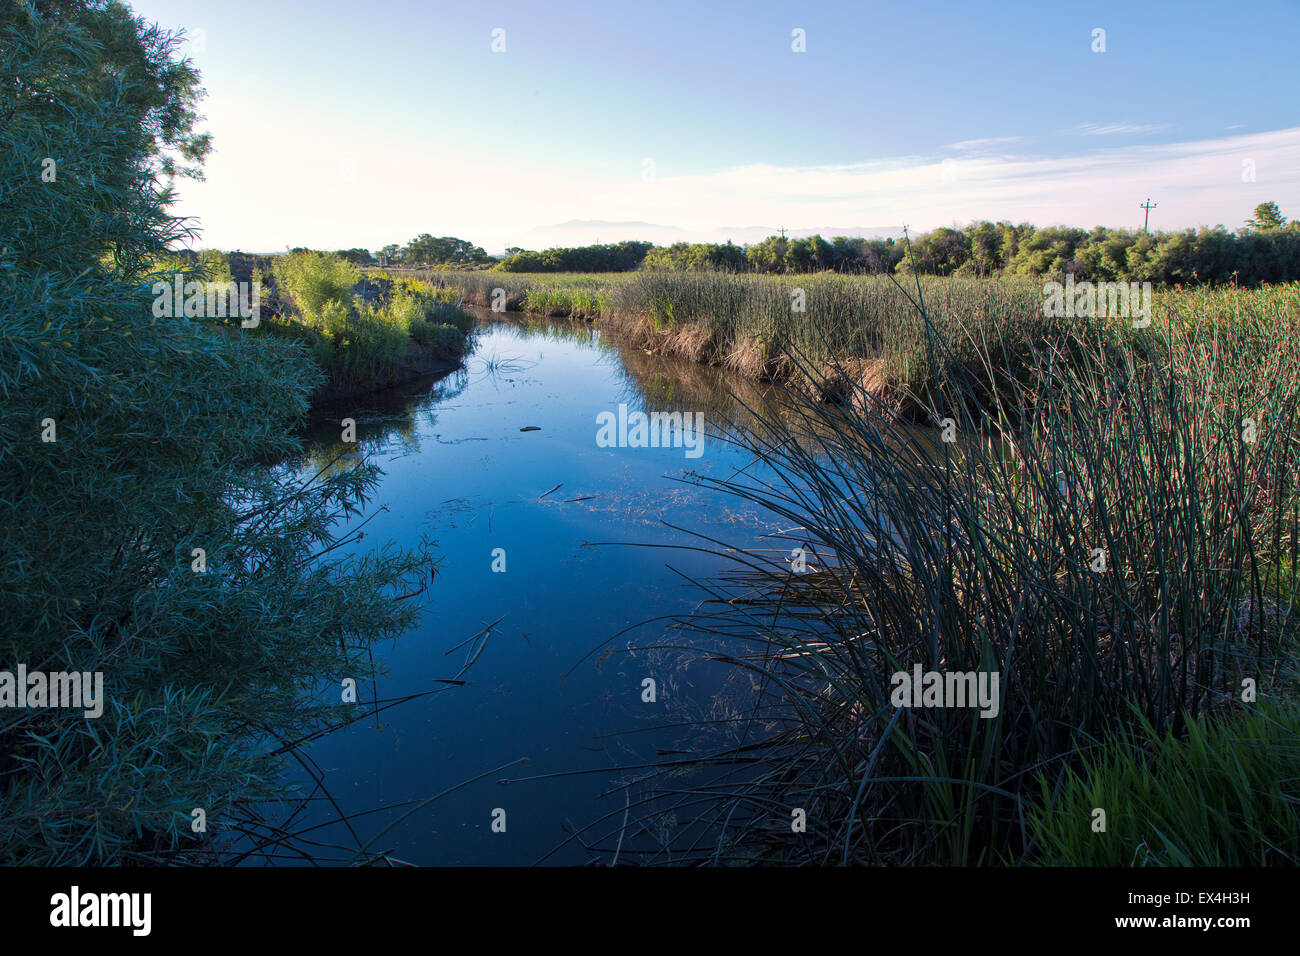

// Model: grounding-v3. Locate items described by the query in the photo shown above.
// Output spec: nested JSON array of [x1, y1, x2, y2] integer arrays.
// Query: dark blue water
[[282, 314, 783, 865]]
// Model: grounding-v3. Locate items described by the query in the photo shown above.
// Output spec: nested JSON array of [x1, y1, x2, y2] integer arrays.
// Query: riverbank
[[388, 267, 1300, 422], [307, 338, 465, 404]]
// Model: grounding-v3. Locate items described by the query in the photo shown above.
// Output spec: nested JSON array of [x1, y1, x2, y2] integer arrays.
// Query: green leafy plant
[[0, 0, 447, 864]]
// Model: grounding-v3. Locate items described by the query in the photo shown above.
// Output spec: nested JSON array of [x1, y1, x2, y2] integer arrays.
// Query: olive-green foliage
[[495, 240, 651, 273], [0, 0, 434, 863], [642, 240, 750, 272], [402, 234, 489, 268]]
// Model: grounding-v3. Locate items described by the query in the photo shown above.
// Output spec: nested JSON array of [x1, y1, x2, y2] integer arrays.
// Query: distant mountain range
[[501, 220, 904, 255]]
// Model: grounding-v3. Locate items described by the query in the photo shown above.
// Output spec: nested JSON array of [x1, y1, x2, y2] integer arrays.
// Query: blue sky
[[129, 0, 1300, 253]]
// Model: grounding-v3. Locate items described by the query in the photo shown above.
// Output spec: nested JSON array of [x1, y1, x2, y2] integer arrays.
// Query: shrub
[[0, 0, 438, 864], [272, 251, 361, 323]]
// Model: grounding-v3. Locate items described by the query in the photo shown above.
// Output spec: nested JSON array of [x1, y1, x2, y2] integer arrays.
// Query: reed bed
[[430, 270, 1298, 419], [576, 279, 1300, 865]]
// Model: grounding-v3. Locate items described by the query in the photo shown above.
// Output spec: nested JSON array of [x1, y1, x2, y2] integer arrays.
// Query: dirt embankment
[[595, 311, 905, 415]]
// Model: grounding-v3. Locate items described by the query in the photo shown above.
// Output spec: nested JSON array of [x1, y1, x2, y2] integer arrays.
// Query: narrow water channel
[[284, 311, 788, 864]]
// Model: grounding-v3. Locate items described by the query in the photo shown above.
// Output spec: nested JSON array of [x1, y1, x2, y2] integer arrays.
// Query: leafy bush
[[0, 0, 436, 864], [272, 250, 361, 323], [262, 259, 472, 386]]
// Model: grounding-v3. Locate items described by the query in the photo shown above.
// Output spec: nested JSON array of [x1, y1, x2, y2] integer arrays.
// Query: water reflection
[[282, 310, 791, 865]]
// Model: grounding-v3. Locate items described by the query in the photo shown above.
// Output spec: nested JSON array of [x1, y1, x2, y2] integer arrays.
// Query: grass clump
[[1025, 700, 1300, 866]]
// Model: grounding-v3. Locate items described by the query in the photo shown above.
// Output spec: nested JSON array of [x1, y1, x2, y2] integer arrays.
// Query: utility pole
[[1140, 198, 1158, 233], [777, 226, 787, 239]]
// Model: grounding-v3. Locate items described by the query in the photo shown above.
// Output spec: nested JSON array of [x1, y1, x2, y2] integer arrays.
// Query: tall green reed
[[598, 274, 1299, 865]]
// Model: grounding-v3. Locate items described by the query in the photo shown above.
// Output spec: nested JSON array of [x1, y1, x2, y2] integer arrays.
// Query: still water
[[285, 312, 786, 865]]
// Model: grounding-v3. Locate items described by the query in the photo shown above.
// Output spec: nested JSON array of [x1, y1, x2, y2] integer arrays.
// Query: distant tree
[[642, 241, 747, 272], [865, 238, 902, 274], [403, 234, 489, 267], [417, 218, 1300, 284], [804, 234, 834, 271], [496, 250, 544, 272], [1246, 201, 1286, 231], [746, 235, 790, 273], [999, 222, 1031, 266], [966, 221, 1004, 276], [333, 247, 374, 265], [827, 236, 864, 272], [785, 237, 817, 272], [1124, 233, 1159, 282], [908, 227, 971, 276], [495, 240, 651, 273]]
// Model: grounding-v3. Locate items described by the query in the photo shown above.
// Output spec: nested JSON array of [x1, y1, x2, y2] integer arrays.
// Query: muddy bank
[[461, 299, 911, 417], [596, 310, 908, 413], [310, 339, 463, 405]]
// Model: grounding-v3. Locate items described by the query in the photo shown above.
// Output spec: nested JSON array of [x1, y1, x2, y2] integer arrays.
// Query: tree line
[[331, 203, 1299, 285], [586, 202, 1300, 285]]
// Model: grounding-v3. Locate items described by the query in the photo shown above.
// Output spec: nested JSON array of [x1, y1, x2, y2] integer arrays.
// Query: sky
[[128, 0, 1300, 254]]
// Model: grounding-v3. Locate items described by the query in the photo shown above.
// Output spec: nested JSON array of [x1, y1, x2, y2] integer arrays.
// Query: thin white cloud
[[1077, 122, 1172, 136], [945, 136, 1023, 151]]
